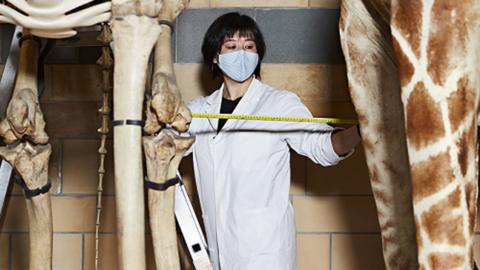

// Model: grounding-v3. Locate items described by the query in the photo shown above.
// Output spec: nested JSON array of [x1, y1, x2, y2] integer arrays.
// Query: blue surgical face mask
[[217, 50, 259, 82]]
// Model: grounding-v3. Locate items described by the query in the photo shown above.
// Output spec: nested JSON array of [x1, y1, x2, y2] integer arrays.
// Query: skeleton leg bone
[[0, 32, 48, 145], [110, 4, 161, 267], [0, 142, 52, 270], [143, 130, 194, 270], [142, 2, 196, 268], [158, 132, 194, 270], [144, 0, 191, 134], [143, 131, 176, 270], [0, 3, 111, 268], [0, 28, 53, 269]]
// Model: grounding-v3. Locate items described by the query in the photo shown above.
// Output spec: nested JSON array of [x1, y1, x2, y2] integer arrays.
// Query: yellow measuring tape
[[192, 113, 358, 125]]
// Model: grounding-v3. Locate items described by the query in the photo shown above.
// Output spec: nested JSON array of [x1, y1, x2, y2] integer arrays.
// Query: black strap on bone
[[112, 119, 145, 127], [144, 176, 180, 191], [15, 175, 51, 198], [158, 20, 175, 33]]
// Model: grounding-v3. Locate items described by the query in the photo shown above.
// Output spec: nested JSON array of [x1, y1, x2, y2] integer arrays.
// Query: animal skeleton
[[0, 1, 193, 269]]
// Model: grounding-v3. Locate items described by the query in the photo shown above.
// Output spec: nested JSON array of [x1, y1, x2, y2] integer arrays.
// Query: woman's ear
[[213, 56, 218, 64]]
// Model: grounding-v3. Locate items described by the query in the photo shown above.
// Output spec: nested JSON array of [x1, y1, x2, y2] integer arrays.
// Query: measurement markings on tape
[[192, 113, 359, 125]]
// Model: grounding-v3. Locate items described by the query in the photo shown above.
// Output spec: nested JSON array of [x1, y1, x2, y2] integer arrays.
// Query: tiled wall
[[0, 1, 479, 270]]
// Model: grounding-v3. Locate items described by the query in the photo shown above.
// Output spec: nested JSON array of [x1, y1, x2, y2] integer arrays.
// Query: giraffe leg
[[339, 1, 418, 269], [391, 0, 480, 269]]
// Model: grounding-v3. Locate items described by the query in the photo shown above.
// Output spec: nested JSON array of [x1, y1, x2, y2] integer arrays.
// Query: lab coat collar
[[203, 78, 263, 131], [204, 77, 261, 105]]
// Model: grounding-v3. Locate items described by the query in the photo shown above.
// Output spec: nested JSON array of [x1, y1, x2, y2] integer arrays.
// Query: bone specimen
[[110, 2, 161, 267], [0, 142, 52, 270], [143, 129, 195, 270], [0, 34, 48, 144], [144, 0, 191, 134], [0, 0, 111, 38]]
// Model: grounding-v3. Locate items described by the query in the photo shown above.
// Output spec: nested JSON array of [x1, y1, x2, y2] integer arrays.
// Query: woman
[[185, 12, 361, 270]]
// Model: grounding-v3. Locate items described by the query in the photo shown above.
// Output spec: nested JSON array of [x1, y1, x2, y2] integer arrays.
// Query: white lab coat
[[185, 79, 347, 270]]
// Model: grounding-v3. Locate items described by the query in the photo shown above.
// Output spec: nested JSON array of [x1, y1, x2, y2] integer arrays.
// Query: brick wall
[[1, 1, 479, 269]]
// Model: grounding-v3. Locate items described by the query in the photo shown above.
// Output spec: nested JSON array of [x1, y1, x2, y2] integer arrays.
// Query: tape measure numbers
[[192, 113, 358, 125]]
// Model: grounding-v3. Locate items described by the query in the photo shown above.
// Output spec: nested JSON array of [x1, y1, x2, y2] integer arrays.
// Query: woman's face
[[219, 32, 257, 54]]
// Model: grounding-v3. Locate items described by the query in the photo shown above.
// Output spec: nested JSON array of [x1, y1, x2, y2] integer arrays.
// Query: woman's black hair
[[201, 12, 266, 79]]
